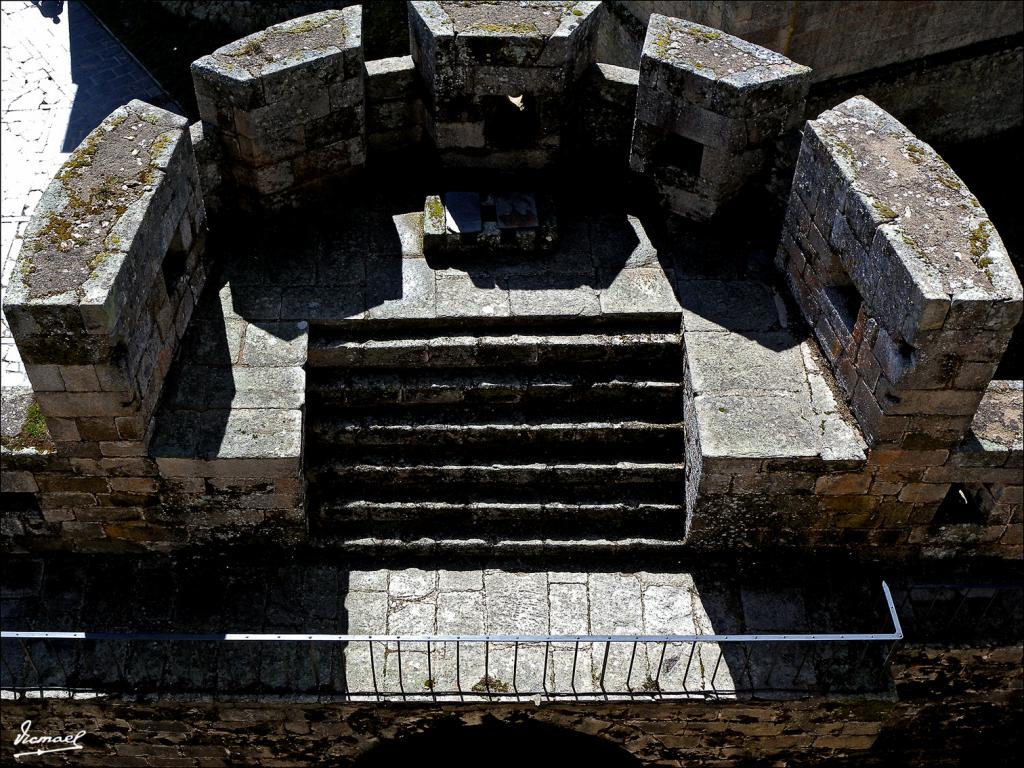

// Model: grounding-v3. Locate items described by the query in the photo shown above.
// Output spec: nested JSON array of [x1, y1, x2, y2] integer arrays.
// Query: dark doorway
[[483, 93, 541, 149], [354, 716, 644, 768]]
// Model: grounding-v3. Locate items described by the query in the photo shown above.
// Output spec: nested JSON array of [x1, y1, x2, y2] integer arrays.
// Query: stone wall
[[715, 95, 1024, 556], [630, 15, 810, 220], [191, 8, 366, 211], [1, 100, 207, 551], [0, 697, 895, 767], [154, 0, 409, 59], [573, 63, 639, 166], [408, 1, 603, 169], [601, 2, 1024, 148], [779, 97, 1021, 450], [605, 2, 1023, 82], [2, 644, 1018, 767], [364, 55, 425, 156]]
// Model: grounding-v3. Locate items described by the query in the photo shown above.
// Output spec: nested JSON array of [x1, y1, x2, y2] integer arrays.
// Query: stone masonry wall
[[573, 62, 639, 165], [606, 2, 1024, 83], [745, 96, 1024, 557], [1, 100, 207, 552], [191, 8, 366, 211], [408, 1, 603, 169], [0, 697, 894, 767], [602, 3, 1023, 148], [779, 97, 1021, 451], [364, 55, 424, 156], [630, 14, 810, 220]]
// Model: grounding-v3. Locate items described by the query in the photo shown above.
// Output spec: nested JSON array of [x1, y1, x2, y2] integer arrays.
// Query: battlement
[[1, 4, 1020, 562]]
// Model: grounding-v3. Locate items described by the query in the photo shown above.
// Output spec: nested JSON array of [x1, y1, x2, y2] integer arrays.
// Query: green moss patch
[[968, 220, 992, 260], [872, 199, 898, 220], [1, 401, 52, 452], [471, 675, 510, 693]]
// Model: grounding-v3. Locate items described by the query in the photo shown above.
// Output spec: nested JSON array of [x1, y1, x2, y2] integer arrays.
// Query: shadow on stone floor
[[62, 1, 175, 151]]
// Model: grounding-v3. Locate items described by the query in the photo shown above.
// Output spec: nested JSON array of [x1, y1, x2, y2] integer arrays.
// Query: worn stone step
[[310, 500, 687, 539], [307, 462, 685, 504], [307, 535, 691, 556], [306, 332, 682, 371], [309, 379, 681, 424], [307, 369, 680, 404], [307, 419, 683, 462]]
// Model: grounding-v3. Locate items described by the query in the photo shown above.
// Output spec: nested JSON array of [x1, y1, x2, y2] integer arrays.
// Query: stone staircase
[[304, 319, 686, 548]]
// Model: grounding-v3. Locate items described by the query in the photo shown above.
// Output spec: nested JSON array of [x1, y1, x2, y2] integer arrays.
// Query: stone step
[[310, 500, 687, 540], [307, 369, 680, 405], [307, 331, 682, 372], [309, 379, 680, 424], [307, 419, 683, 462], [307, 462, 685, 504], [307, 535, 691, 556]]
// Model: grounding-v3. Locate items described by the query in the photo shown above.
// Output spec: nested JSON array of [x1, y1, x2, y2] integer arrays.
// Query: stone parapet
[[409, 1, 602, 169], [778, 96, 1022, 451], [191, 7, 366, 210], [4, 100, 207, 461], [630, 14, 810, 220]]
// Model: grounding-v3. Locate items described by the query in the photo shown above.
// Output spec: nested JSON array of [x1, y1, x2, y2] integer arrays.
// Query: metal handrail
[[0, 582, 904, 700], [1, 582, 903, 645]]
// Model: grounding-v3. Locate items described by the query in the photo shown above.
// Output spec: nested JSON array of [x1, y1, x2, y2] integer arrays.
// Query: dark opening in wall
[[933, 483, 986, 526], [354, 717, 643, 768], [162, 239, 188, 297], [653, 132, 704, 177], [823, 285, 862, 334], [483, 93, 540, 149]]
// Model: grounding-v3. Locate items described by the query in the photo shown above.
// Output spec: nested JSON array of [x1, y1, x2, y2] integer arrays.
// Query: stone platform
[[209, 196, 680, 327]]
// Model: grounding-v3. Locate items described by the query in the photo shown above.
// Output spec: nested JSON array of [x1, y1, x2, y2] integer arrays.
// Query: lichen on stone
[[468, 21, 538, 34], [20, 107, 176, 299]]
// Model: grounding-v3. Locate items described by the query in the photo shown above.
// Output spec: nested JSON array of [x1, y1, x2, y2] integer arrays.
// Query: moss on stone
[[60, 132, 103, 179], [469, 22, 538, 34], [1, 401, 51, 452], [936, 173, 962, 192], [87, 251, 113, 272], [968, 220, 992, 260], [223, 36, 266, 58], [149, 132, 175, 161], [471, 675, 510, 693], [872, 199, 897, 220], [686, 26, 721, 41], [426, 196, 444, 228], [285, 15, 333, 34], [906, 143, 927, 164], [35, 212, 75, 251]]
